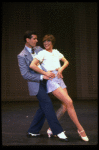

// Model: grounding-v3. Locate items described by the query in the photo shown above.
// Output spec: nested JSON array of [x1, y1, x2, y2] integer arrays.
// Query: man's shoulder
[[34, 46, 43, 54], [17, 48, 26, 57]]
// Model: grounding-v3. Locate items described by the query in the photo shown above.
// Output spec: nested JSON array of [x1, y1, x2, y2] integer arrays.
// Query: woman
[[29, 34, 89, 142]]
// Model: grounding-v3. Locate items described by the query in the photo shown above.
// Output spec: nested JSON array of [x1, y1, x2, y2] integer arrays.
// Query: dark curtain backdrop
[[1, 2, 97, 101]]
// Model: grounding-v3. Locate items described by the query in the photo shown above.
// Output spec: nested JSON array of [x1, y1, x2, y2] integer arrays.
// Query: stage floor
[[2, 99, 98, 146]]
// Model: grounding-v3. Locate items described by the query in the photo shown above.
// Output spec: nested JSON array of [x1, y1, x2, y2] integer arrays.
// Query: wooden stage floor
[[2, 99, 98, 146]]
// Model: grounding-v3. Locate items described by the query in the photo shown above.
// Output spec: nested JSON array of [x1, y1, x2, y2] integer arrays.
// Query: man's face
[[26, 34, 38, 48]]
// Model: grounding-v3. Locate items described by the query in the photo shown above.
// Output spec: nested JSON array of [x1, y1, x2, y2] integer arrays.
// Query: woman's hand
[[56, 68, 63, 78], [55, 57, 69, 78]]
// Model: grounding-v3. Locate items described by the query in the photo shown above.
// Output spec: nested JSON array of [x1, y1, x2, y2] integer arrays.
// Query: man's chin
[[33, 45, 37, 48]]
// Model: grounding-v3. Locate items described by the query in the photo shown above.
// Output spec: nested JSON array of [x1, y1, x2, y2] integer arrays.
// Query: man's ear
[[26, 38, 30, 43]]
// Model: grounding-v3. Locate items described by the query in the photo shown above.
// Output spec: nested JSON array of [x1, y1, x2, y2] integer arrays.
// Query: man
[[17, 30, 68, 141]]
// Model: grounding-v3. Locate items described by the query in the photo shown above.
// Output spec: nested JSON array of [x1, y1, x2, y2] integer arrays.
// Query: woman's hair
[[42, 34, 56, 46]]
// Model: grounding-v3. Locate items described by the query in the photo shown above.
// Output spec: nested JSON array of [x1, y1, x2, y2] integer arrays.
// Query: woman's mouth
[[45, 45, 49, 47]]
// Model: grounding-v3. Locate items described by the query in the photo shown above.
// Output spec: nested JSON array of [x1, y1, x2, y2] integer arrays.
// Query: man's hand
[[45, 71, 55, 79], [43, 75, 52, 80]]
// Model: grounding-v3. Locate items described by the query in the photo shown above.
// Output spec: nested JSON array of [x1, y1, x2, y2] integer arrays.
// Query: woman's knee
[[67, 98, 73, 107]]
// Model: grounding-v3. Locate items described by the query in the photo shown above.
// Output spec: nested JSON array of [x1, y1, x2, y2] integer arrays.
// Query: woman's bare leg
[[52, 87, 87, 137], [55, 103, 66, 120], [55, 88, 69, 120]]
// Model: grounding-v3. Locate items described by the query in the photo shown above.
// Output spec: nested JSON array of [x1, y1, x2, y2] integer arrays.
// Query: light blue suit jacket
[[17, 46, 43, 96]]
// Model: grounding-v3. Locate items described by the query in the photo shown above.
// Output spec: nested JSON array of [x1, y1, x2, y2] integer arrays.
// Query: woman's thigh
[[52, 87, 72, 106]]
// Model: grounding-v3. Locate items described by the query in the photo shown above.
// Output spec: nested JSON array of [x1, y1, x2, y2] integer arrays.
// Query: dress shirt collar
[[25, 45, 32, 54]]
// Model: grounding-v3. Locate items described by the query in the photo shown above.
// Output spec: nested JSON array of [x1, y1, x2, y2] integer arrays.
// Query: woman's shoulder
[[38, 49, 46, 54], [53, 49, 59, 53]]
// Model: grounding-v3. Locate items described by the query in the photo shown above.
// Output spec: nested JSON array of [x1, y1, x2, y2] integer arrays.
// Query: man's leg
[[36, 81, 63, 135], [28, 81, 63, 135], [28, 107, 46, 134]]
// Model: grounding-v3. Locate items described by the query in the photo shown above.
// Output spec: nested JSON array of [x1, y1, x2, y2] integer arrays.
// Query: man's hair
[[24, 30, 37, 43], [42, 34, 56, 46]]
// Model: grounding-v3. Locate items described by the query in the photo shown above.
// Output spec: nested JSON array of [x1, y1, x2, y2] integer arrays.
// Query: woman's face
[[43, 40, 53, 50]]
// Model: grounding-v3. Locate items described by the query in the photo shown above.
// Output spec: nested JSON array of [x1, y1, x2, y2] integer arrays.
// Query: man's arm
[[17, 54, 40, 82]]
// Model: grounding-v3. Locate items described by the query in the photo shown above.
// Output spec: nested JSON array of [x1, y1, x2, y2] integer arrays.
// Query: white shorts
[[47, 70, 67, 93]]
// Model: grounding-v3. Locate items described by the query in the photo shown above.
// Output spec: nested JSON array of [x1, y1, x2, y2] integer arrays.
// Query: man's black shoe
[[27, 132, 41, 138]]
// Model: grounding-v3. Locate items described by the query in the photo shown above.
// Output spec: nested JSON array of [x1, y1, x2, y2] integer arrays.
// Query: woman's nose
[[45, 41, 48, 44]]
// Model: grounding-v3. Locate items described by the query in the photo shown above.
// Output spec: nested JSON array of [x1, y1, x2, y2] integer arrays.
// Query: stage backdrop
[[1, 2, 97, 101]]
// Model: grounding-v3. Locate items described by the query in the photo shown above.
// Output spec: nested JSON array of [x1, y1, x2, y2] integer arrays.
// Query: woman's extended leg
[[55, 88, 68, 120], [55, 103, 66, 120], [52, 87, 87, 137]]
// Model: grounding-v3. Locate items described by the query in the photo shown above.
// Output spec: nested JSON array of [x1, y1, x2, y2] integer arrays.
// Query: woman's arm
[[57, 57, 69, 78], [29, 58, 55, 78], [60, 57, 69, 71]]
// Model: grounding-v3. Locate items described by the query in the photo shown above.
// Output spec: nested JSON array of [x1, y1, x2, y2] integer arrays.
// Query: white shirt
[[35, 49, 64, 71]]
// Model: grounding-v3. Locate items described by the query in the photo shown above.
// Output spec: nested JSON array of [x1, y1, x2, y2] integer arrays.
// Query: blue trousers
[[28, 81, 63, 135]]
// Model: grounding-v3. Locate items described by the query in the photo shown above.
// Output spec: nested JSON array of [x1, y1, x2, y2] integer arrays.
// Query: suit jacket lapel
[[24, 47, 33, 62]]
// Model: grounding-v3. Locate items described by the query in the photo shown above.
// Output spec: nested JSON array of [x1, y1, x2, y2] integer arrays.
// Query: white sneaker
[[27, 132, 40, 137], [57, 131, 68, 140]]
